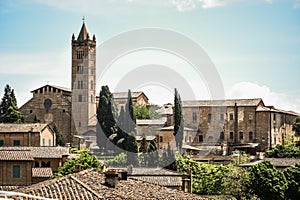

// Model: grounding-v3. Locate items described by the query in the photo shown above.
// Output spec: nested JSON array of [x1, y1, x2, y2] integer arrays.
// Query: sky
[[0, 0, 300, 112]]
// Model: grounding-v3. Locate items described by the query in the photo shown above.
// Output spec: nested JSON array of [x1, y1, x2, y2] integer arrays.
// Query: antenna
[[82, 16, 85, 23]]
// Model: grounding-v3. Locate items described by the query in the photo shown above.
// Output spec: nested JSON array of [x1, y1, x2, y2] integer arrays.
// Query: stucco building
[[0, 123, 56, 147]]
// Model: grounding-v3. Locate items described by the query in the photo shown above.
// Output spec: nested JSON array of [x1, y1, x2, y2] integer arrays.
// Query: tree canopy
[[52, 149, 104, 178], [0, 84, 23, 123], [293, 116, 300, 136]]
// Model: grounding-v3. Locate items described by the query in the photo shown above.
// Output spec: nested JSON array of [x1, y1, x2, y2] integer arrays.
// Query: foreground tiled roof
[[0, 186, 20, 191], [0, 150, 34, 161], [32, 168, 53, 178], [0, 123, 48, 133], [182, 98, 264, 107], [16, 169, 206, 200], [0, 147, 70, 159], [128, 168, 183, 187]]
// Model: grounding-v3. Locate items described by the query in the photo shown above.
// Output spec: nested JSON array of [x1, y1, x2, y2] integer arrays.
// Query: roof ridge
[[70, 173, 104, 199]]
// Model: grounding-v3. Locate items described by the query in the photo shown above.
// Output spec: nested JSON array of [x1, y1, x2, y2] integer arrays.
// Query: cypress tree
[[174, 88, 184, 152], [96, 86, 118, 151], [0, 84, 23, 123]]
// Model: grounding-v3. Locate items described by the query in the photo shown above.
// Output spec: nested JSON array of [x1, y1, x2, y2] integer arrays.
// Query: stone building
[[0, 150, 33, 186], [0, 123, 56, 147], [181, 98, 300, 154], [112, 91, 149, 112], [71, 22, 97, 138], [0, 146, 70, 186], [19, 85, 73, 144], [20, 22, 97, 147]]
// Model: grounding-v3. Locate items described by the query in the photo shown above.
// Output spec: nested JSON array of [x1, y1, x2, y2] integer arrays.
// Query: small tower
[[71, 21, 96, 137]]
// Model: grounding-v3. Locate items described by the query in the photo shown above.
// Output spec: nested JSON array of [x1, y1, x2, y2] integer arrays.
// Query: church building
[[20, 22, 97, 147]]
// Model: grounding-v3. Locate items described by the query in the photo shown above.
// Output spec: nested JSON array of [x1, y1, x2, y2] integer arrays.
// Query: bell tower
[[71, 21, 96, 136]]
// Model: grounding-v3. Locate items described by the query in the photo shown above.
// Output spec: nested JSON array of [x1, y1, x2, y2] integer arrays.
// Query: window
[[13, 140, 20, 146], [220, 114, 224, 121], [230, 113, 234, 120], [0, 140, 3, 147], [48, 139, 52, 146], [273, 114, 276, 120], [208, 136, 213, 141], [42, 138, 45, 146], [12, 165, 20, 178], [208, 114, 212, 122], [249, 132, 254, 140], [220, 132, 225, 140], [230, 132, 234, 140], [199, 135, 203, 142], [78, 122, 81, 127], [188, 136, 192, 143], [90, 80, 94, 90], [192, 112, 197, 122], [159, 136, 163, 143], [77, 66, 83, 74], [77, 51, 84, 59], [35, 161, 39, 168], [239, 132, 244, 140], [29, 110, 33, 114], [78, 95, 83, 102], [77, 80, 83, 89]]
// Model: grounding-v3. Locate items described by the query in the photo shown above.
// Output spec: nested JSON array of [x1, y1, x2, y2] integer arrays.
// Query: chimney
[[105, 170, 119, 188]]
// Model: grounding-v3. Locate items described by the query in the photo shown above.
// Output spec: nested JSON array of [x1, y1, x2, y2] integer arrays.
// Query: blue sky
[[0, 0, 300, 111]]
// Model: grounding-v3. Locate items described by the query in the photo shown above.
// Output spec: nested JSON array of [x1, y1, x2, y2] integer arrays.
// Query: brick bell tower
[[71, 21, 96, 137]]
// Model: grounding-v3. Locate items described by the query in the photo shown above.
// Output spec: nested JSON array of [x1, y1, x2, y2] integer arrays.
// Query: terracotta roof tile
[[0, 123, 49, 133], [0, 150, 33, 161], [182, 98, 264, 107], [16, 169, 206, 200], [0, 147, 70, 159], [32, 168, 53, 178]]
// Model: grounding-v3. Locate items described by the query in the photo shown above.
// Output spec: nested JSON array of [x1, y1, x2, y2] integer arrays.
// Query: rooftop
[[32, 168, 53, 178], [182, 98, 264, 107], [0, 150, 34, 161], [15, 169, 206, 200], [0, 147, 70, 159], [0, 123, 49, 133], [31, 84, 71, 93], [113, 91, 148, 100]]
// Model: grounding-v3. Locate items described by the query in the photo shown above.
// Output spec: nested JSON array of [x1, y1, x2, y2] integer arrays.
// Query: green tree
[[174, 88, 184, 152], [176, 156, 228, 195], [284, 163, 300, 200], [52, 149, 104, 178], [106, 153, 127, 167], [293, 117, 300, 136], [221, 165, 252, 199], [133, 104, 161, 119], [96, 86, 119, 151], [265, 144, 300, 158], [248, 161, 287, 200], [0, 84, 24, 123]]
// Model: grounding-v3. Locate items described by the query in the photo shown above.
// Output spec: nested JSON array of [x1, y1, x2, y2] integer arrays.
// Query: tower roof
[[77, 22, 88, 41]]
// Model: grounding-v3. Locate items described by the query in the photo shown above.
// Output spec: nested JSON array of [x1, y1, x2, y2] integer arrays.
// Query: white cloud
[[227, 82, 300, 113]]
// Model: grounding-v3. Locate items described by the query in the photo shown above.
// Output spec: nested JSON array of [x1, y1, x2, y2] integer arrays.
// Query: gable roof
[[0, 123, 49, 133], [15, 169, 205, 200], [0, 150, 34, 161], [0, 147, 70, 159], [113, 91, 148, 100], [182, 98, 264, 107], [31, 84, 71, 93]]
